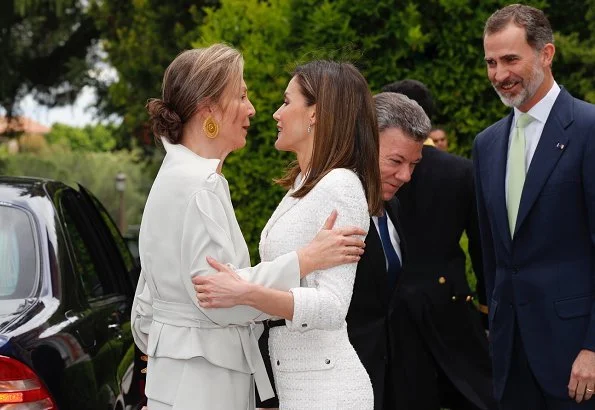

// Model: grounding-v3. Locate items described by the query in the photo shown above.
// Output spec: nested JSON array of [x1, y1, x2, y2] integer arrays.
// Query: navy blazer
[[473, 88, 595, 400]]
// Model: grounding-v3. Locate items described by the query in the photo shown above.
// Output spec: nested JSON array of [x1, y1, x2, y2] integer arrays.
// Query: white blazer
[[262, 169, 374, 408], [131, 140, 300, 402]]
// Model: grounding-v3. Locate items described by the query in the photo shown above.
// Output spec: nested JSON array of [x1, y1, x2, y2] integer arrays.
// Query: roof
[[0, 116, 51, 135]]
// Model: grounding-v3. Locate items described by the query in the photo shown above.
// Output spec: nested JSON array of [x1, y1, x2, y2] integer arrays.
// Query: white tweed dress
[[259, 168, 374, 409]]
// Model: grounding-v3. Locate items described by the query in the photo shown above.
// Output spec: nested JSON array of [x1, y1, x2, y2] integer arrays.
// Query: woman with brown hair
[[132, 46, 368, 409], [193, 60, 381, 409]]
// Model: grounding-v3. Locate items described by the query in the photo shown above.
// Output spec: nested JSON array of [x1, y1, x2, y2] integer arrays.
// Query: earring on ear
[[203, 116, 219, 139], [307, 124, 312, 134]]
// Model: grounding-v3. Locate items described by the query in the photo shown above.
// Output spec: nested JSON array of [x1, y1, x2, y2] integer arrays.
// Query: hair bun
[[146, 98, 183, 144]]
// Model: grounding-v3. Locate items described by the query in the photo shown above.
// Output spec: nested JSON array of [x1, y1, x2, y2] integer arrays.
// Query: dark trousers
[[438, 364, 484, 410], [500, 322, 595, 410]]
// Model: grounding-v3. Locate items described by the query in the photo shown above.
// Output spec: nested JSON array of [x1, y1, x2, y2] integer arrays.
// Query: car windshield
[[0, 205, 39, 303]]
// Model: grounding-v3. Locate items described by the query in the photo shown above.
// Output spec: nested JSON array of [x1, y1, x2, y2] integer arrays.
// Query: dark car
[[0, 176, 147, 409]]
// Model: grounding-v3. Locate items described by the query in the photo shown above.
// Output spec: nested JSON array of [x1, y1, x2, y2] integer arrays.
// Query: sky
[[14, 59, 120, 129], [18, 86, 98, 128]]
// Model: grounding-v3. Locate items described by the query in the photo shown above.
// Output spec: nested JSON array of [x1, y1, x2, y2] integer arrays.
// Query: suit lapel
[[514, 89, 574, 235], [260, 190, 300, 241], [365, 218, 391, 308], [488, 113, 515, 253]]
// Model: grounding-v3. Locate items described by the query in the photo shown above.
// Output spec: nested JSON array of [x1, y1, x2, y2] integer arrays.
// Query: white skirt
[[146, 355, 254, 409]]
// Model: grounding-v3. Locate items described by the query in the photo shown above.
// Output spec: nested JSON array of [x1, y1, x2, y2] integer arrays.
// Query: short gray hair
[[374, 92, 431, 142], [484, 4, 554, 51]]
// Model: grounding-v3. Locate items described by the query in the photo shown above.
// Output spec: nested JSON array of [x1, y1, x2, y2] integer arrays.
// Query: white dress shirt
[[505, 81, 561, 202]]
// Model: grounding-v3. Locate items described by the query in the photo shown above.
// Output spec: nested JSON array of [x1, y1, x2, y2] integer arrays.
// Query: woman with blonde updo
[[131, 44, 366, 409]]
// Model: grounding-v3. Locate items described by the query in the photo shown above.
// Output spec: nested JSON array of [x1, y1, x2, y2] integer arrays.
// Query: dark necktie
[[378, 212, 401, 288]]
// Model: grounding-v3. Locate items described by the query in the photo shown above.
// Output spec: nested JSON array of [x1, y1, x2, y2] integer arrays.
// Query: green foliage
[[46, 123, 118, 152], [459, 232, 477, 293], [0, 0, 98, 120], [0, 147, 158, 229]]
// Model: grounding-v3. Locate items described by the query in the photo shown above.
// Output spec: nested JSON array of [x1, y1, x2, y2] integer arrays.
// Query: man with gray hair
[[346, 92, 428, 410], [475, 4, 595, 408]]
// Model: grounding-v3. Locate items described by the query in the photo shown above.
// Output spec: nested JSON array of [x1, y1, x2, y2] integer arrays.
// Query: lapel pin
[[556, 142, 565, 150]]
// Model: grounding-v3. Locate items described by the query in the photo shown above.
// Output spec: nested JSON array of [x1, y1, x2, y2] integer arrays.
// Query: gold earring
[[203, 116, 219, 139], [307, 124, 312, 133]]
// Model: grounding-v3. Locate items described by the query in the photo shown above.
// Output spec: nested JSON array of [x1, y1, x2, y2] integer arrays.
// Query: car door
[[58, 187, 135, 409], [77, 184, 145, 407]]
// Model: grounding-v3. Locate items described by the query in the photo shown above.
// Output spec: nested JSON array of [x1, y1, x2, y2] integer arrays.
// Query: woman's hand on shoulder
[[297, 210, 366, 278]]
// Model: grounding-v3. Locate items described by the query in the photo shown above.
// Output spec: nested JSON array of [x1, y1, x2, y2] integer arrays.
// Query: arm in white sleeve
[[286, 170, 370, 332], [180, 188, 300, 325], [131, 269, 152, 354]]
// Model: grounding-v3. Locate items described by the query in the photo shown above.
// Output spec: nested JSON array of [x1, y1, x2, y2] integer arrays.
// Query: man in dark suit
[[346, 92, 428, 410], [377, 81, 495, 410], [475, 4, 595, 408]]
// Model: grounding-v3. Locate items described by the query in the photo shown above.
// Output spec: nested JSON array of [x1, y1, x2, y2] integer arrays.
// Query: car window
[[59, 192, 115, 299], [0, 205, 39, 300], [77, 185, 138, 294], [89, 194, 135, 272]]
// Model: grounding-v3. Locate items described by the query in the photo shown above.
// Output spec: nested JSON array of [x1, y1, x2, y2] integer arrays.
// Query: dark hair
[[146, 44, 243, 144], [381, 79, 435, 121], [276, 61, 382, 215], [484, 4, 554, 51], [374, 92, 431, 143]]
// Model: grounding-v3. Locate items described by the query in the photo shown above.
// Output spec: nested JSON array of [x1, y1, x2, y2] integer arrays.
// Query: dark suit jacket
[[392, 145, 495, 410], [473, 88, 595, 400], [346, 198, 411, 410]]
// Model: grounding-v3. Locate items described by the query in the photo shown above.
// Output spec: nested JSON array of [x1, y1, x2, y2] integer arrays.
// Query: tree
[[88, 0, 219, 148], [0, 0, 99, 131]]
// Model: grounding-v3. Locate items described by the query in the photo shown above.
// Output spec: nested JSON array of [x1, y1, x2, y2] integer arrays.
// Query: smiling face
[[483, 23, 554, 112], [272, 76, 315, 154], [215, 79, 255, 152], [378, 127, 423, 201]]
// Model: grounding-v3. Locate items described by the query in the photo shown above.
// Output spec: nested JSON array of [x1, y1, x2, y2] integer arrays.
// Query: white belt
[[152, 298, 274, 401]]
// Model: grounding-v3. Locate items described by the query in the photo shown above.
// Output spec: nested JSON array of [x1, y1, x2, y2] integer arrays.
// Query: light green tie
[[507, 112, 534, 237]]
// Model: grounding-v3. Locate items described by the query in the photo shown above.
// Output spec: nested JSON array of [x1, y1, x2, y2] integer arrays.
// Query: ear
[[541, 43, 555, 67], [196, 102, 212, 117], [308, 104, 316, 125], [198, 102, 223, 121]]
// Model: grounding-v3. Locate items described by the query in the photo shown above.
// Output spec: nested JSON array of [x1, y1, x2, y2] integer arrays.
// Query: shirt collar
[[513, 81, 561, 125], [161, 138, 221, 172]]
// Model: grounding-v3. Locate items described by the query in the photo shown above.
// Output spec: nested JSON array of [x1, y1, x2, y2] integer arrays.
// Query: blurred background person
[[429, 126, 449, 151]]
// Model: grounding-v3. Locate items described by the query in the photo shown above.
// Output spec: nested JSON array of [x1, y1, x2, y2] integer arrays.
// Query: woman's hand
[[297, 210, 366, 278], [192, 257, 251, 308]]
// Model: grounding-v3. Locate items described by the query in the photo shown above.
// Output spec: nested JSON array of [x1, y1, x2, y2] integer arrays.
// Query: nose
[[273, 106, 281, 121], [248, 99, 256, 118], [492, 65, 509, 83], [395, 165, 412, 184]]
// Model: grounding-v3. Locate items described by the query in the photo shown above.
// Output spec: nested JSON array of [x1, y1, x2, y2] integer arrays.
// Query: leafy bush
[[46, 123, 118, 152]]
